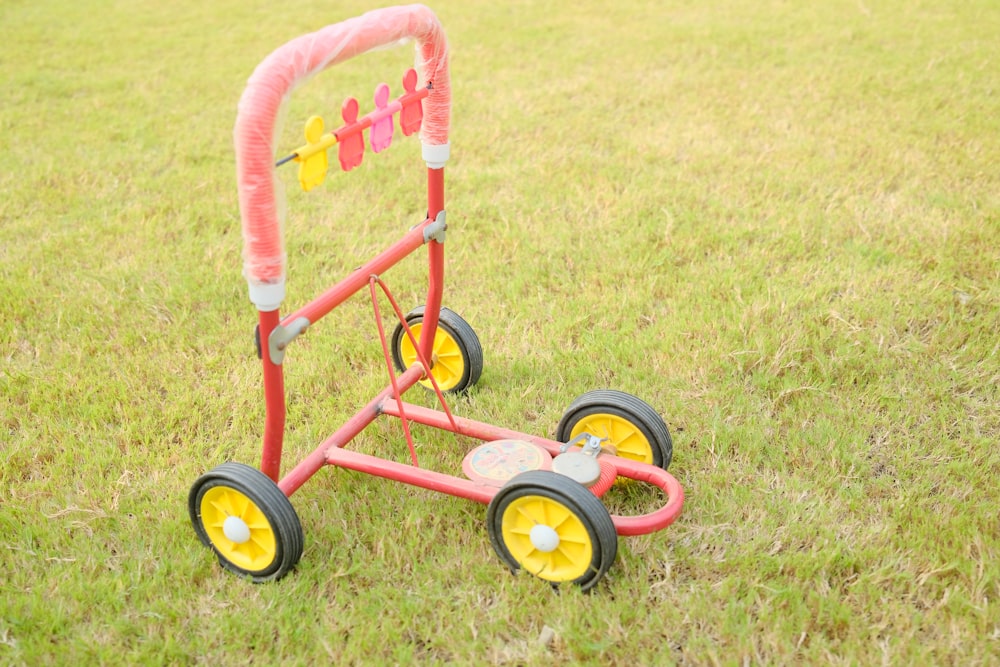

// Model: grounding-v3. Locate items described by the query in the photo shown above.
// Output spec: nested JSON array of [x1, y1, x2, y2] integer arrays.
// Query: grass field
[[2, 0, 998, 664]]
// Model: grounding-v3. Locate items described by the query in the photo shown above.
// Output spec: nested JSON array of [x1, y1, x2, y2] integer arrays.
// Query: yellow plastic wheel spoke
[[428, 329, 463, 388], [551, 520, 589, 545], [399, 323, 424, 369], [243, 504, 268, 527], [610, 420, 646, 459], [435, 355, 463, 380], [206, 493, 239, 525], [434, 334, 461, 361]]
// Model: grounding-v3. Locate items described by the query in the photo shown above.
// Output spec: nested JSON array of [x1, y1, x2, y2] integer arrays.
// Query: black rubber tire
[[486, 470, 618, 592], [390, 306, 483, 393], [189, 462, 304, 582], [555, 390, 673, 470]]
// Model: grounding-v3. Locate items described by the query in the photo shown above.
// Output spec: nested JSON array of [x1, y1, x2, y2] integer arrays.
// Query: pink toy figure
[[398, 68, 423, 136], [337, 97, 365, 171], [369, 83, 394, 153]]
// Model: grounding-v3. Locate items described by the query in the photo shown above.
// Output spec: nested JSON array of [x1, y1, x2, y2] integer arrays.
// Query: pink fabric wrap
[[234, 4, 450, 288]]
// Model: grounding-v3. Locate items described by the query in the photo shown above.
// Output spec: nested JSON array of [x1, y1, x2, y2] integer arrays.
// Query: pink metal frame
[[241, 7, 682, 540], [255, 161, 683, 535]]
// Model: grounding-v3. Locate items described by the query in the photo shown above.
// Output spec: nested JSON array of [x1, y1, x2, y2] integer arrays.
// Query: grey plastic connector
[[267, 316, 310, 365], [559, 432, 606, 456], [423, 210, 447, 244]]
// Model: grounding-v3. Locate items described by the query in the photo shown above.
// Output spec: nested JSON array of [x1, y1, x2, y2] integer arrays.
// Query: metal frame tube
[[378, 400, 685, 536], [277, 364, 426, 496]]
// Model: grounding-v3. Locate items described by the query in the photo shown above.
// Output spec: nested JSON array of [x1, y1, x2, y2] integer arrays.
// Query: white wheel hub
[[223, 515, 251, 544], [529, 524, 560, 553]]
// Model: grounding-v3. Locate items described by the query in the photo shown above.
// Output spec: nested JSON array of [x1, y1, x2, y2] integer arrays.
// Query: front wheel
[[486, 470, 618, 591], [391, 306, 483, 393], [189, 462, 304, 582]]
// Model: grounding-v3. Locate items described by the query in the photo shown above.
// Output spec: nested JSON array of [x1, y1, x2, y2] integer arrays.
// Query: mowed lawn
[[1, 0, 998, 665]]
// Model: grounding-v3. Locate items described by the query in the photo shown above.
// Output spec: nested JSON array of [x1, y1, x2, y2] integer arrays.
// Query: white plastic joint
[[421, 142, 450, 169], [247, 280, 285, 312]]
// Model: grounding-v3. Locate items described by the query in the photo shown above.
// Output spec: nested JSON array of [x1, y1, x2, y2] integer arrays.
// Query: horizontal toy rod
[[275, 79, 431, 168]]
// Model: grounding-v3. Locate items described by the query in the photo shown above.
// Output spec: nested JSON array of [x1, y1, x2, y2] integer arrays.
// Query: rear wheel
[[391, 306, 483, 393], [189, 462, 303, 582], [556, 390, 672, 470]]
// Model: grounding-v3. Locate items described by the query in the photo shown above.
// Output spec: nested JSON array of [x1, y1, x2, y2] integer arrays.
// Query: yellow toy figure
[[296, 115, 329, 191]]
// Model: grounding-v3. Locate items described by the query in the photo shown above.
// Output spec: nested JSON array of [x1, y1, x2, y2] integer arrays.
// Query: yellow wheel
[[189, 462, 303, 582], [391, 306, 483, 393], [556, 390, 672, 469], [487, 470, 617, 591]]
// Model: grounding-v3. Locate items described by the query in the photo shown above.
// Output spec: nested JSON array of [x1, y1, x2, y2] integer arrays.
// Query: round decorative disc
[[463, 439, 552, 487]]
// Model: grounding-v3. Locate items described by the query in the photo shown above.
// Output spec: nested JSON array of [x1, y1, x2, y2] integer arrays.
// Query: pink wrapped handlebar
[[234, 4, 450, 309]]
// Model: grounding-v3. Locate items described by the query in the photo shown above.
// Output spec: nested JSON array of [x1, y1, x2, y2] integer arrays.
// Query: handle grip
[[234, 4, 450, 309]]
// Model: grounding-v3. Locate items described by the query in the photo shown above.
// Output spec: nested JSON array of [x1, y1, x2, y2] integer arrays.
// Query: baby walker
[[188, 4, 684, 591]]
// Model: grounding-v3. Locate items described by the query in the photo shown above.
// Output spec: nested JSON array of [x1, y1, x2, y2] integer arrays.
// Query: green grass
[[2, 0, 998, 664]]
